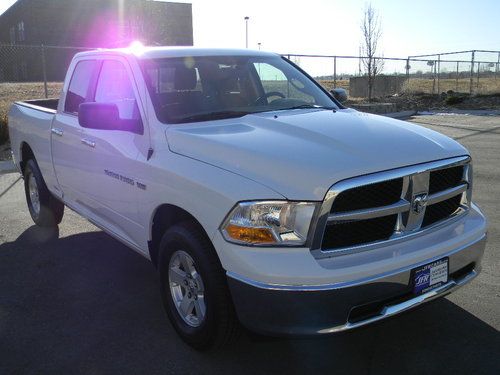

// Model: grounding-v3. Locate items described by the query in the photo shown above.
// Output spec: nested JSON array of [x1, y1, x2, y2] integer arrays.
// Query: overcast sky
[[1, 0, 498, 75]]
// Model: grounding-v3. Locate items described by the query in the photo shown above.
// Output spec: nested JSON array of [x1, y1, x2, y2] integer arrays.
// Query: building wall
[[349, 76, 408, 98], [0, 0, 193, 47], [0, 0, 193, 81]]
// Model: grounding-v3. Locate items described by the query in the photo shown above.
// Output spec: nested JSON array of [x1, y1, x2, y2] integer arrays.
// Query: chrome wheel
[[28, 172, 40, 217], [168, 250, 206, 327]]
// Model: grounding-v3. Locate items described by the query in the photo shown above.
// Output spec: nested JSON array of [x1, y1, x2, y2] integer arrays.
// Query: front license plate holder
[[412, 258, 449, 295]]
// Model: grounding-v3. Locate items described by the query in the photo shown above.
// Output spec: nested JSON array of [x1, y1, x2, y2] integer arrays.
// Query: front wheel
[[24, 159, 64, 227], [158, 222, 240, 350]]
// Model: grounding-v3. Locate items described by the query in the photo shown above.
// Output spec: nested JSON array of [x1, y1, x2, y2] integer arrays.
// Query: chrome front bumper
[[227, 234, 486, 336]]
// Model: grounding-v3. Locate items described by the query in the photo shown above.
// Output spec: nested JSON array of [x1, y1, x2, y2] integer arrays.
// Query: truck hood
[[166, 109, 468, 200]]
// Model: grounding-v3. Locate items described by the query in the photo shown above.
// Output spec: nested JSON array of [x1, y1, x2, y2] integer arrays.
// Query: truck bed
[[8, 100, 58, 191], [17, 98, 59, 113]]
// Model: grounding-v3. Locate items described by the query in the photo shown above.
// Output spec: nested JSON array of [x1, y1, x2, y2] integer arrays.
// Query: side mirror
[[78, 102, 143, 134], [330, 88, 348, 103]]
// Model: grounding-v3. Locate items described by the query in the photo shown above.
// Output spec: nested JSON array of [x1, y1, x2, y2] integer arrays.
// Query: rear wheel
[[158, 222, 240, 350], [24, 159, 64, 227]]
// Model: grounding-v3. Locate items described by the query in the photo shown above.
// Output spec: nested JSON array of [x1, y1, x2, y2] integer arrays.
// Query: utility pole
[[244, 16, 249, 48]]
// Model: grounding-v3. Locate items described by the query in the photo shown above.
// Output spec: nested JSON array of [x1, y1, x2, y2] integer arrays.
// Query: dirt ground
[[345, 92, 500, 112]]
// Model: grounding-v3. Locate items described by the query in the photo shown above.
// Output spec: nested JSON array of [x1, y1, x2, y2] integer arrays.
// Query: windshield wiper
[[279, 104, 337, 111], [174, 110, 252, 123]]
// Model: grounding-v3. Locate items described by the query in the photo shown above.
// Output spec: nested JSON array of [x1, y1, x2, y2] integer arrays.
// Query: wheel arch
[[148, 204, 213, 268], [19, 141, 35, 174]]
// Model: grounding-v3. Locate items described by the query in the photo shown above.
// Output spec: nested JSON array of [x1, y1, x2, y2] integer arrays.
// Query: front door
[[76, 58, 150, 250]]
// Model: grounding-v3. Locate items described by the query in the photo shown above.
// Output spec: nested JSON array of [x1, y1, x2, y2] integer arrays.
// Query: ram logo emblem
[[412, 193, 429, 214]]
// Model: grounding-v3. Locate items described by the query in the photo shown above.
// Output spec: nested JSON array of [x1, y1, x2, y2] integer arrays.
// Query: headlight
[[221, 201, 319, 246]]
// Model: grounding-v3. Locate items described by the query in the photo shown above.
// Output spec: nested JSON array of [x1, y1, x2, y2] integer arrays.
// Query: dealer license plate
[[412, 258, 449, 295]]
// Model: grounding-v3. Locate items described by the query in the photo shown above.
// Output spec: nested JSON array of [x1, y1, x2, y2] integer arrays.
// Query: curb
[[382, 110, 418, 119], [0, 160, 16, 175], [416, 109, 500, 116]]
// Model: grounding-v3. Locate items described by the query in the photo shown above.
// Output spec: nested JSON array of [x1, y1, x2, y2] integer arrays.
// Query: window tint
[[95, 60, 140, 121], [64, 60, 96, 114]]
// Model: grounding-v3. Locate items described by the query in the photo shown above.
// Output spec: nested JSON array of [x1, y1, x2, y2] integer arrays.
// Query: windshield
[[140, 55, 339, 124]]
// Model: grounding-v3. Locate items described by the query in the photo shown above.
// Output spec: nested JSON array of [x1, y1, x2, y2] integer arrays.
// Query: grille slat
[[422, 194, 462, 228], [331, 178, 403, 213], [321, 215, 398, 250], [429, 166, 464, 195]]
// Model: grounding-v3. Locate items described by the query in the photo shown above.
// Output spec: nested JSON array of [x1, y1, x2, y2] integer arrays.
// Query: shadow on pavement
[[1, 226, 499, 374]]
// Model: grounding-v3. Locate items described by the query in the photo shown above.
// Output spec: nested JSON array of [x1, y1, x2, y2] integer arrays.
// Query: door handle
[[51, 128, 63, 136], [81, 138, 96, 148]]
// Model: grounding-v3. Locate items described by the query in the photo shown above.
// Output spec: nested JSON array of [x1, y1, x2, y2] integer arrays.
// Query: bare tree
[[360, 4, 384, 101]]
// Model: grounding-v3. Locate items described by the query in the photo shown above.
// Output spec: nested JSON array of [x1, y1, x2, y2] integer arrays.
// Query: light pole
[[244, 16, 249, 48], [258, 42, 261, 50]]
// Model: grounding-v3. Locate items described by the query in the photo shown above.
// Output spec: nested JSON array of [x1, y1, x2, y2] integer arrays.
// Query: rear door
[[51, 59, 99, 205]]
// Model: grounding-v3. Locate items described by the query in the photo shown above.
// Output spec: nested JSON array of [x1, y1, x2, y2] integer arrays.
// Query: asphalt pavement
[[0, 111, 499, 374]]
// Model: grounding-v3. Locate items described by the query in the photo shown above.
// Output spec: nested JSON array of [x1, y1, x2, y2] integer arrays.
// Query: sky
[[1, 0, 499, 75]]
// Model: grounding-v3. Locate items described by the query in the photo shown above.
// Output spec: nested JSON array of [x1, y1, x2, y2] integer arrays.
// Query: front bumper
[[227, 234, 486, 336]]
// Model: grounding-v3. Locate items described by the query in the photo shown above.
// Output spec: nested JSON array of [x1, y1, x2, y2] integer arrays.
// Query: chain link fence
[[0, 44, 92, 144], [1, 44, 500, 131], [285, 50, 500, 98]]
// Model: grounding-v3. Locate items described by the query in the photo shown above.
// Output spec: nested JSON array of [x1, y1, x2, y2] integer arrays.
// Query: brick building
[[0, 0, 193, 81]]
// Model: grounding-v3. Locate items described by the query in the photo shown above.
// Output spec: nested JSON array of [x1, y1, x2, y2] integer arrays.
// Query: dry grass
[[0, 82, 63, 144], [403, 77, 500, 94], [318, 78, 500, 96], [317, 79, 350, 93], [396, 77, 500, 95]]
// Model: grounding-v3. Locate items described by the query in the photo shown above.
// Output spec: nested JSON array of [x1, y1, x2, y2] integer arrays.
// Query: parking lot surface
[[1, 112, 499, 374]]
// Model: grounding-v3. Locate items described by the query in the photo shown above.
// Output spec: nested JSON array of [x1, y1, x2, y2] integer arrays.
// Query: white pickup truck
[[8, 47, 487, 349]]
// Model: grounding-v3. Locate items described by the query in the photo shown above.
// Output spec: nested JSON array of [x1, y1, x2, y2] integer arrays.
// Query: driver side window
[[254, 62, 314, 103], [94, 60, 140, 122]]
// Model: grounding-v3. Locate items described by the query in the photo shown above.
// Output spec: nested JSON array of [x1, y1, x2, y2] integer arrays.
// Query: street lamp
[[258, 42, 261, 50], [244, 16, 249, 48]]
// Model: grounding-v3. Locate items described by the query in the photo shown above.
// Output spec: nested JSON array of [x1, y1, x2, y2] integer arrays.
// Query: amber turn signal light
[[225, 224, 276, 244]]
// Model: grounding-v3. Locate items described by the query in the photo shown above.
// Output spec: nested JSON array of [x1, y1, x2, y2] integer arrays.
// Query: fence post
[[437, 54, 441, 94], [405, 58, 410, 92], [496, 52, 500, 81], [358, 50, 361, 76], [456, 61, 459, 91], [469, 50, 475, 95], [432, 61, 437, 94], [476, 61, 480, 91], [333, 56, 337, 88], [41, 44, 48, 98]]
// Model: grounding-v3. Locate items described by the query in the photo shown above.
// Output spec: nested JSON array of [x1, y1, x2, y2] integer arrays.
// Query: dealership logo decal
[[415, 273, 430, 286]]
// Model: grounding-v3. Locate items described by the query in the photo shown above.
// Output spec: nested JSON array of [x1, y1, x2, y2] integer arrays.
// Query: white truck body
[[8, 47, 487, 339]]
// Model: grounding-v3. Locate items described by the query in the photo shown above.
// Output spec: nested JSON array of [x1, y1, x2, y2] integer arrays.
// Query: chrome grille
[[311, 156, 472, 258]]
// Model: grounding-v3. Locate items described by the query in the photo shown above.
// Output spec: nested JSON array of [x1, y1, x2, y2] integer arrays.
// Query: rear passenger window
[[64, 60, 96, 114]]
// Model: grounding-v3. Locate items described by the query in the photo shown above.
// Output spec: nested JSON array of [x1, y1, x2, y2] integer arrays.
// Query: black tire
[[24, 159, 64, 227], [158, 222, 240, 350]]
